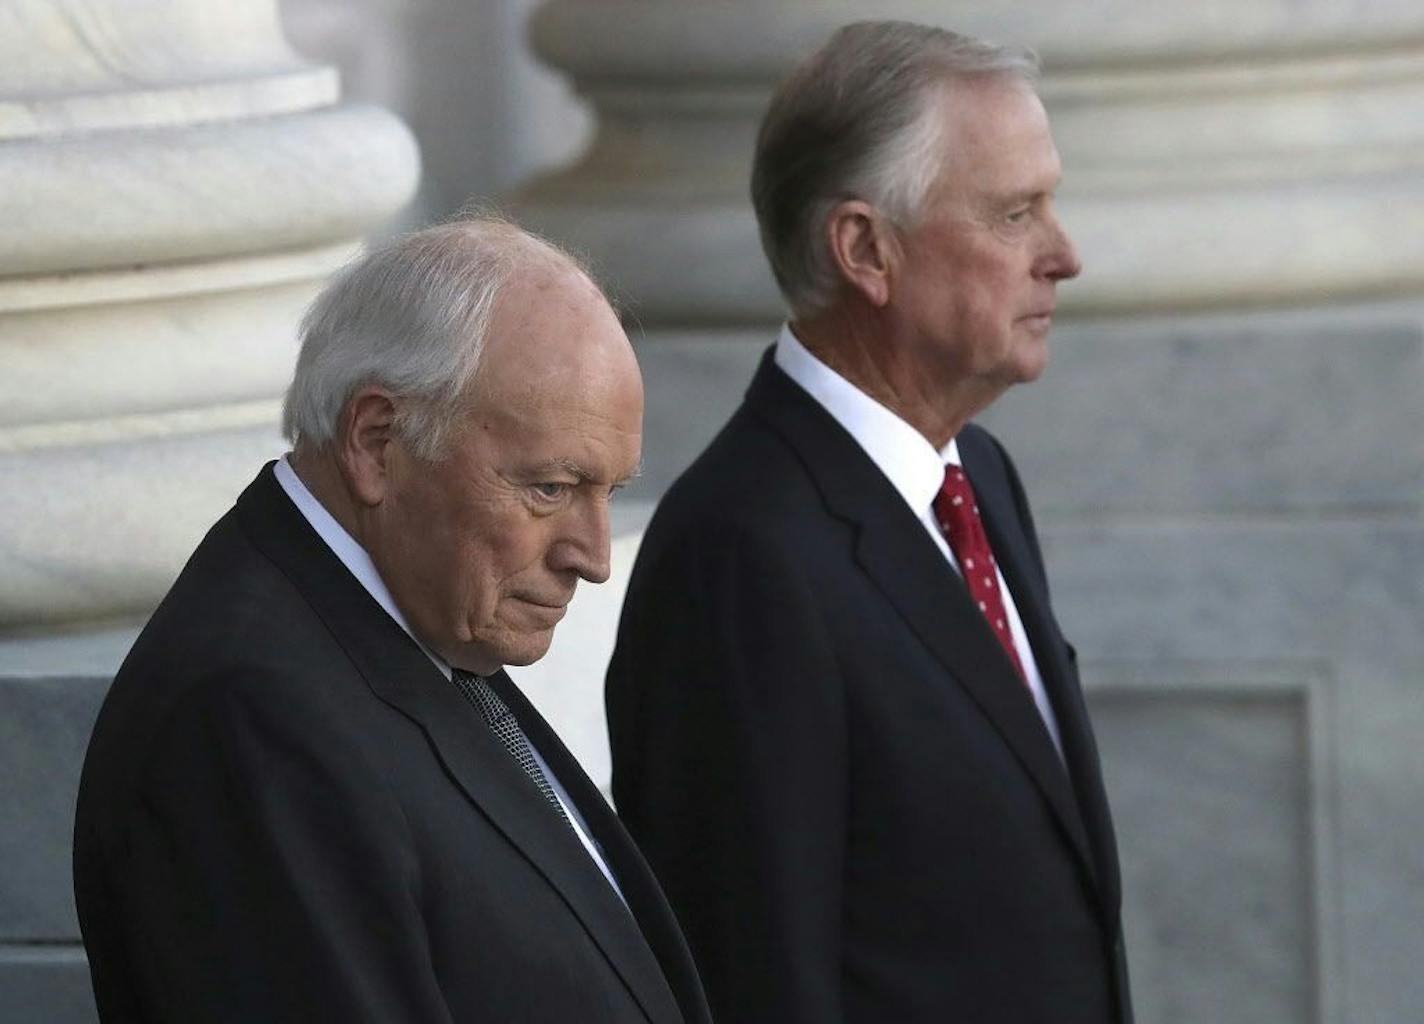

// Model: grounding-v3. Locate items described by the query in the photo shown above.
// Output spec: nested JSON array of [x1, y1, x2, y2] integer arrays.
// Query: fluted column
[[0, 0, 418, 628]]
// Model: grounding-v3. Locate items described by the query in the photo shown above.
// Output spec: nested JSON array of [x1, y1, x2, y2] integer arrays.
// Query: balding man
[[74, 219, 711, 1024], [608, 22, 1132, 1024]]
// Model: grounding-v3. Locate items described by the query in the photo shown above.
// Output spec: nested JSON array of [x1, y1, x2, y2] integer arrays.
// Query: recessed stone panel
[[1089, 682, 1316, 1024]]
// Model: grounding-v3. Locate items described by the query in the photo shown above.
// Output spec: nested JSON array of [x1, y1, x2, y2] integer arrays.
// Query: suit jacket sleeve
[[608, 525, 846, 1024], [107, 666, 456, 1024]]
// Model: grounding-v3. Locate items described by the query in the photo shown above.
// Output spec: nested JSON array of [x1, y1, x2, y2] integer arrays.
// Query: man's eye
[[532, 482, 568, 500], [1005, 207, 1031, 225]]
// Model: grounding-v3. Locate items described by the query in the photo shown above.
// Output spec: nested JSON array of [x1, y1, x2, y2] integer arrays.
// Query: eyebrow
[[1000, 182, 1057, 205], [611, 458, 645, 488], [531, 457, 645, 487], [532, 458, 591, 480]]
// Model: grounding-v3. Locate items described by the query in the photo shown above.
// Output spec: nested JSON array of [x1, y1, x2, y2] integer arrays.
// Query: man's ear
[[336, 387, 399, 507], [825, 200, 897, 308]]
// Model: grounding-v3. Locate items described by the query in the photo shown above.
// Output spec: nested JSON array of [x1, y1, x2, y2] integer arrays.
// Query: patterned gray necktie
[[452, 669, 572, 829]]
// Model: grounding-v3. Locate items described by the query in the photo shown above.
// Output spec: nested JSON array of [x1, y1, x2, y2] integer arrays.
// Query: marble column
[[518, 4, 1424, 1022], [0, 2, 417, 1017]]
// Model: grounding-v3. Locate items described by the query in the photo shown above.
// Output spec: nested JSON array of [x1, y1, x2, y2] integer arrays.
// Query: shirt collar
[[273, 454, 452, 680], [773, 324, 961, 514]]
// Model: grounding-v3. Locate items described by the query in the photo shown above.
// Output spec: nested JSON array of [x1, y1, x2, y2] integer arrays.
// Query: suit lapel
[[959, 434, 1107, 895], [235, 466, 684, 1024], [743, 357, 1099, 887], [959, 435, 1123, 922], [377, 670, 684, 1024], [491, 674, 711, 1024]]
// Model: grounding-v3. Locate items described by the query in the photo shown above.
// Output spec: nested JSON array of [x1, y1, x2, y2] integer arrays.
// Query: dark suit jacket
[[607, 353, 1132, 1023], [73, 465, 711, 1024]]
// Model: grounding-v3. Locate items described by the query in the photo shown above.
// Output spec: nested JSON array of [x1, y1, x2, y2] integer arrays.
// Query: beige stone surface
[[0, 422, 285, 626], [0, 0, 418, 629]]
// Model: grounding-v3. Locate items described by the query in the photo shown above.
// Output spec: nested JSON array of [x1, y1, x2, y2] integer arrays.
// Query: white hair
[[282, 217, 586, 461], [750, 21, 1040, 319]]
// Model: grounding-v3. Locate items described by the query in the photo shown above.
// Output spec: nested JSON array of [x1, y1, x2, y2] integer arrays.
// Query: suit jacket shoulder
[[76, 465, 707, 1024], [608, 352, 1130, 1024]]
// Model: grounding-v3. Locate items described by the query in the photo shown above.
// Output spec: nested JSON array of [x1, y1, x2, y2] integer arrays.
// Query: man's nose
[[555, 499, 612, 585], [1041, 213, 1082, 282]]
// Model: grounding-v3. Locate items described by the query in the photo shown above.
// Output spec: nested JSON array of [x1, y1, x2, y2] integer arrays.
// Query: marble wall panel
[[1088, 678, 1320, 1024], [980, 315, 1424, 517], [1042, 522, 1423, 664]]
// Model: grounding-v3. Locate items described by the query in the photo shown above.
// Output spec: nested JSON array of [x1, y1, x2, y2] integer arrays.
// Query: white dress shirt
[[273, 455, 626, 901], [774, 326, 1064, 757]]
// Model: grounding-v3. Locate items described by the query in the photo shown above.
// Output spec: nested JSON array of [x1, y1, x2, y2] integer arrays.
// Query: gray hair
[[750, 21, 1039, 319], [282, 217, 587, 461]]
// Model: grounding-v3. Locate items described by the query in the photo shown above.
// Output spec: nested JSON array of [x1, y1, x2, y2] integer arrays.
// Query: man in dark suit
[[73, 219, 710, 1024], [608, 22, 1131, 1024]]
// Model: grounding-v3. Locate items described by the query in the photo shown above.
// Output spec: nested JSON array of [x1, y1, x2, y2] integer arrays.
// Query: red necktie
[[933, 465, 1026, 681]]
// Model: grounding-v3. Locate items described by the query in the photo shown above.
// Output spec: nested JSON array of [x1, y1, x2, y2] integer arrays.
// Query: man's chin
[[448, 618, 560, 673], [497, 649, 548, 669], [1010, 339, 1049, 383], [485, 630, 557, 670]]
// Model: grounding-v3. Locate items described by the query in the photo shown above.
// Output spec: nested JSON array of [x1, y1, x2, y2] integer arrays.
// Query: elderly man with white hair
[[74, 218, 712, 1024], [609, 21, 1133, 1024]]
